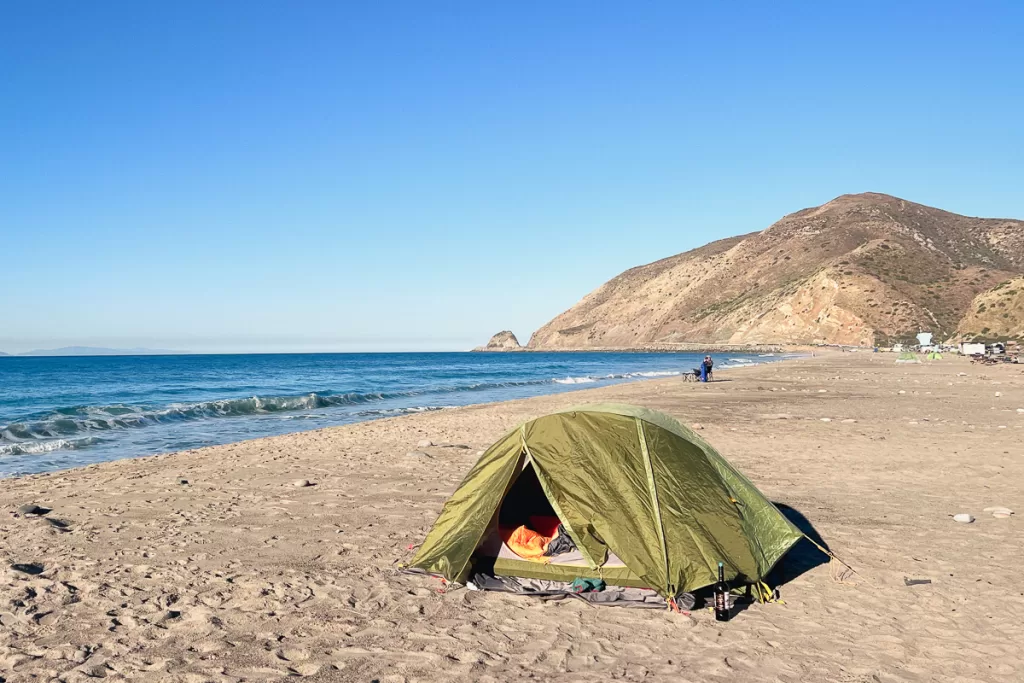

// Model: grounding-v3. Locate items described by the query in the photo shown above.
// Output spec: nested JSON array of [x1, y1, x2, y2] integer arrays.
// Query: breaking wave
[[0, 383, 542, 448], [0, 367, 698, 458], [0, 436, 101, 457]]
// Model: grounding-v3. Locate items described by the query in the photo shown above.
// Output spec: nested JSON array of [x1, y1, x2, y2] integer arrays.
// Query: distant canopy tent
[[406, 404, 803, 600]]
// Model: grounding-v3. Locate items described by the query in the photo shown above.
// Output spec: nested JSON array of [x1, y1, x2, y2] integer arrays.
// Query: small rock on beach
[[983, 507, 1014, 519]]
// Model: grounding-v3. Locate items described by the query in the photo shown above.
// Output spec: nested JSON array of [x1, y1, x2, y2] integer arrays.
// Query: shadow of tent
[[766, 502, 830, 587]]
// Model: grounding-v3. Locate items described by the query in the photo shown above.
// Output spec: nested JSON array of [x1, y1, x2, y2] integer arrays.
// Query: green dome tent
[[407, 404, 803, 599]]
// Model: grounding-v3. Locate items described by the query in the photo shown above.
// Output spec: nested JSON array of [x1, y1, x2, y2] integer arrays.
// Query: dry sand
[[1, 353, 1022, 682]]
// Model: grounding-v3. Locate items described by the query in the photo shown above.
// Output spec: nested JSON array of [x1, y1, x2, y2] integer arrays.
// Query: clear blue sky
[[2, 1, 1022, 353]]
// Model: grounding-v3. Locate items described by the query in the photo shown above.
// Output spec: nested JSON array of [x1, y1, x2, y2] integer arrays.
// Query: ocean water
[[0, 352, 772, 477]]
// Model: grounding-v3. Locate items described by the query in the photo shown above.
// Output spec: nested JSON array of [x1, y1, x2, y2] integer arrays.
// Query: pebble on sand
[[292, 479, 313, 487], [690, 423, 704, 430], [984, 507, 1014, 519], [841, 419, 857, 424], [820, 418, 832, 422], [898, 390, 906, 395], [17, 504, 50, 516], [416, 439, 433, 448], [952, 513, 974, 524]]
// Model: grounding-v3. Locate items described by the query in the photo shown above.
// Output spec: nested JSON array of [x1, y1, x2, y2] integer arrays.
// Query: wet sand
[[1, 352, 1022, 682]]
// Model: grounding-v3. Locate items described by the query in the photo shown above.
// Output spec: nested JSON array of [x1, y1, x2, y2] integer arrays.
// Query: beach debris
[[898, 390, 906, 395], [16, 504, 50, 516], [952, 513, 974, 524], [817, 389, 828, 393], [1017, 408, 1024, 413], [841, 419, 857, 424], [820, 418, 832, 422], [292, 479, 313, 487], [690, 423, 704, 430], [904, 578, 932, 586], [958, 372, 967, 376], [10, 562, 45, 575], [983, 507, 1014, 519], [416, 439, 433, 448], [406, 451, 432, 458], [995, 392, 1002, 397], [177, 477, 190, 485]]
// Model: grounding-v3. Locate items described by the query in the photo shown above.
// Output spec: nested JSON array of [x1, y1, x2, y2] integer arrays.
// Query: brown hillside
[[956, 276, 1024, 341], [528, 193, 1024, 348]]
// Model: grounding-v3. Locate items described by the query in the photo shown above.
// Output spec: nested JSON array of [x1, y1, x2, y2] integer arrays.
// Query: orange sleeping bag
[[501, 516, 562, 561]]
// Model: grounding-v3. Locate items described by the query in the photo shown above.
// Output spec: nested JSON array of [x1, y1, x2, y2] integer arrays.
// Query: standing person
[[702, 355, 714, 382]]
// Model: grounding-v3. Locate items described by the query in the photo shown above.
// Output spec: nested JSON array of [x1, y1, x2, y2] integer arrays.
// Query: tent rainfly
[[406, 404, 805, 600]]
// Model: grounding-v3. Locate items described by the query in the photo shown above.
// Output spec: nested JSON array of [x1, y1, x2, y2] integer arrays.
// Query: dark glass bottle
[[714, 561, 730, 621]]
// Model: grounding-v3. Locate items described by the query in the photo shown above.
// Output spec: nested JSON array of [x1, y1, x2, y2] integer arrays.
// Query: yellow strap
[[755, 581, 784, 604]]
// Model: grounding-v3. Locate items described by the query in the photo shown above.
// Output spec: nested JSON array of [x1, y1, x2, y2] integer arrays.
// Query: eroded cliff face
[[715, 271, 874, 347], [956, 276, 1024, 340], [528, 193, 1024, 348]]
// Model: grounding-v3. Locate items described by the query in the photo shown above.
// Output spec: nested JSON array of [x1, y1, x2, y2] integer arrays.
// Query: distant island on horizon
[[1, 346, 190, 357]]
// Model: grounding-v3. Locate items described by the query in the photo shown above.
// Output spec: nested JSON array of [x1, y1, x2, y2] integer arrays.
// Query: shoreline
[[4, 357, 777, 482], [473, 343, 799, 354], [1, 351, 1022, 681], [0, 351, 785, 479]]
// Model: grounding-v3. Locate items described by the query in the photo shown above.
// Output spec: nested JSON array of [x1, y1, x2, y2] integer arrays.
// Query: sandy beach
[[1, 352, 1022, 682]]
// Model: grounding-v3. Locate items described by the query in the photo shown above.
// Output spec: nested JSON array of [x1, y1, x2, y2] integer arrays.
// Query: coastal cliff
[[526, 193, 1024, 349]]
